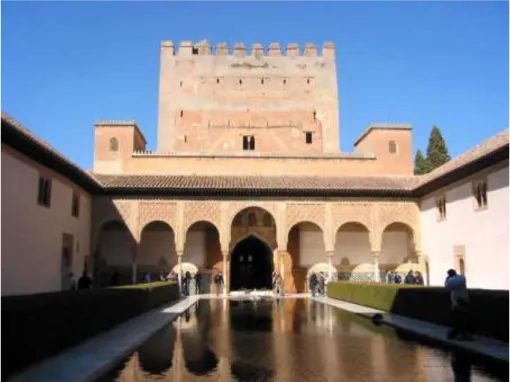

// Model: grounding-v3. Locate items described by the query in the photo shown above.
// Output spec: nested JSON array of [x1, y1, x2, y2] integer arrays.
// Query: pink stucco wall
[[419, 161, 509, 290], [1, 146, 92, 296]]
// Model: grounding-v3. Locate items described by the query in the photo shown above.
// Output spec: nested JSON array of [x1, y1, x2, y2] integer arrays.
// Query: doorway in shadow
[[230, 236, 274, 290]]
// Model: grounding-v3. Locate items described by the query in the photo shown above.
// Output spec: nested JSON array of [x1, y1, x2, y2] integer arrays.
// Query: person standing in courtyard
[[309, 272, 319, 297], [404, 270, 416, 285], [318, 272, 326, 296], [194, 271, 202, 294], [414, 271, 424, 285], [188, 272, 197, 296], [445, 269, 471, 340], [78, 270, 92, 290], [214, 271, 224, 296]]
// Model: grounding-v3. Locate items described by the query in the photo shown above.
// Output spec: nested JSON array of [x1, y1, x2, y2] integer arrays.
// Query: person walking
[[309, 272, 319, 297], [445, 269, 471, 340], [214, 271, 224, 297]]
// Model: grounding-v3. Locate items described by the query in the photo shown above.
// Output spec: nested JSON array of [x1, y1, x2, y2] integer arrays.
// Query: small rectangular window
[[72, 192, 80, 218], [436, 195, 446, 221], [473, 179, 488, 209], [389, 140, 397, 154], [243, 135, 255, 151], [180, 110, 183, 118], [37, 176, 52, 208], [305, 132, 313, 144]]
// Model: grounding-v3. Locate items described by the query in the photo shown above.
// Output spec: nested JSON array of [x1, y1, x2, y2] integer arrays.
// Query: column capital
[[371, 251, 380, 258], [325, 251, 334, 258], [176, 250, 184, 258], [221, 250, 229, 258]]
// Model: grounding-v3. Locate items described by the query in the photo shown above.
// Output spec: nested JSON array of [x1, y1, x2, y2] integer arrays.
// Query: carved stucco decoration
[[285, 203, 326, 236], [183, 202, 222, 234], [138, 201, 178, 236], [332, 203, 373, 232], [373, 202, 421, 251]]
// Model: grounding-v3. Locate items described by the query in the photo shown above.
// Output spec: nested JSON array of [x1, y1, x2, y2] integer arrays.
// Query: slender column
[[177, 251, 183, 293], [325, 251, 334, 280], [279, 251, 285, 280], [222, 251, 228, 296], [131, 240, 138, 284], [372, 251, 380, 282]]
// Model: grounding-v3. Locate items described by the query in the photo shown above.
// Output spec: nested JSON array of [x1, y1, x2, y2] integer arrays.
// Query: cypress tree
[[426, 126, 451, 170], [414, 149, 429, 175]]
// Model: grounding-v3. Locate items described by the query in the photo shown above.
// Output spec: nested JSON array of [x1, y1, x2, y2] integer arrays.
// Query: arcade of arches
[[92, 198, 424, 292]]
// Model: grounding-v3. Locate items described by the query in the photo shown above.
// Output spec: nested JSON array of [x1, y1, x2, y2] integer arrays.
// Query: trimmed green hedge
[[327, 282, 509, 342], [2, 282, 179, 379]]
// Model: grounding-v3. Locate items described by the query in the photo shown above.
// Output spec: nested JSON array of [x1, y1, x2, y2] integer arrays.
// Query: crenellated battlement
[[161, 40, 335, 58]]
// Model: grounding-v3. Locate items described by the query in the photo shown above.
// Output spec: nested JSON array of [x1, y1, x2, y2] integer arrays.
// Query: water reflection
[[98, 298, 508, 382]]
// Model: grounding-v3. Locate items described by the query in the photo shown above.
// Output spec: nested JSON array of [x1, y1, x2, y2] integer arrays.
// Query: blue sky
[[2, 1, 508, 170]]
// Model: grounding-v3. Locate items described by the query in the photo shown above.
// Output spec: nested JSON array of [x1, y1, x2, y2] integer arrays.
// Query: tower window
[[192, 47, 199, 55], [243, 135, 255, 151], [180, 81, 183, 87], [109, 137, 119, 152], [389, 140, 397, 154], [283, 79, 287, 85], [305, 132, 313, 144], [307, 78, 310, 84], [261, 78, 264, 84], [473, 179, 488, 209], [313, 110, 316, 120], [180, 110, 184, 118], [217, 78, 220, 84], [239, 79, 243, 85]]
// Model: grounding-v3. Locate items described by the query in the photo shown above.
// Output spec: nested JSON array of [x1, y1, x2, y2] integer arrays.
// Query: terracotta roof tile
[[94, 174, 420, 193]]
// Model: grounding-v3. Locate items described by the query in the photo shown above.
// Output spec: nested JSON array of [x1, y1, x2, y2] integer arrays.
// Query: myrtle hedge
[[2, 281, 179, 379], [327, 282, 508, 342]]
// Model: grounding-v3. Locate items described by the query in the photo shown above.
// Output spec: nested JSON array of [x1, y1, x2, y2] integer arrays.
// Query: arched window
[[388, 140, 397, 154], [109, 137, 119, 152]]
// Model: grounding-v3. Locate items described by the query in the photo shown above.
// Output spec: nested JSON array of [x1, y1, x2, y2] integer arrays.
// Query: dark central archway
[[230, 236, 274, 291]]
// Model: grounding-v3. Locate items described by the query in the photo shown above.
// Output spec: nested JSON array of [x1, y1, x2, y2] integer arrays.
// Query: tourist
[[393, 273, 402, 284], [309, 272, 319, 297], [159, 271, 167, 281], [274, 273, 283, 296], [404, 270, 416, 285], [183, 271, 192, 296], [195, 271, 202, 294], [78, 270, 92, 290], [445, 269, 471, 340], [414, 271, 424, 285], [385, 271, 393, 284], [319, 272, 326, 296], [214, 271, 224, 296], [188, 273, 197, 296]]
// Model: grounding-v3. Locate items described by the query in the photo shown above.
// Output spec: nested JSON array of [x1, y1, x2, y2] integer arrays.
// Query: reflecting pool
[[97, 298, 508, 382]]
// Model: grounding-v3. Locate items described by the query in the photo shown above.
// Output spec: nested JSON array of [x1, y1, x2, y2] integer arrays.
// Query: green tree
[[414, 149, 429, 175], [426, 126, 451, 170]]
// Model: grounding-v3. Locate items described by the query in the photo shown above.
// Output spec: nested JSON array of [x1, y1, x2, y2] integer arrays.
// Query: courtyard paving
[[6, 293, 508, 382]]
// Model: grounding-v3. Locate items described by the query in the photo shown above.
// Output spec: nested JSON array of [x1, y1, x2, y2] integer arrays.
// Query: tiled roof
[[94, 174, 420, 195]]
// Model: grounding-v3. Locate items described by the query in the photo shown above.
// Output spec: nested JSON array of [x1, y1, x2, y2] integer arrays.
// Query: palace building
[[2, 40, 508, 296]]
